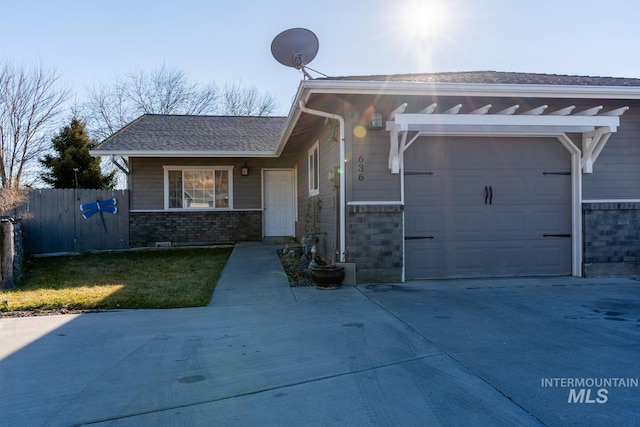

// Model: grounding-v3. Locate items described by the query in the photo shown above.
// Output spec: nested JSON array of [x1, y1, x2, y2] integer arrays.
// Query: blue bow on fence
[[80, 198, 118, 232]]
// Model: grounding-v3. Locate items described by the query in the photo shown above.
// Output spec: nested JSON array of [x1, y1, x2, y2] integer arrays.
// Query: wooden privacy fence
[[18, 189, 130, 254]]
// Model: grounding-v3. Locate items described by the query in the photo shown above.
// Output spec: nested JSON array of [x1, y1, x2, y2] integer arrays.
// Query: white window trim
[[163, 166, 234, 210], [308, 141, 320, 196]]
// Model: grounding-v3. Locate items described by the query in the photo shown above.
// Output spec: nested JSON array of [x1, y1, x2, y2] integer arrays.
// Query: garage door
[[404, 137, 572, 279]]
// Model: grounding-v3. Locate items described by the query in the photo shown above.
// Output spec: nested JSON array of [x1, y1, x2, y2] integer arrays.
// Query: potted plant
[[308, 233, 344, 290], [309, 262, 345, 290]]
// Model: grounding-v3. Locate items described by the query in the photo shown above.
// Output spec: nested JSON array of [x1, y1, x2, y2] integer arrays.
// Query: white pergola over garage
[[386, 103, 629, 277]]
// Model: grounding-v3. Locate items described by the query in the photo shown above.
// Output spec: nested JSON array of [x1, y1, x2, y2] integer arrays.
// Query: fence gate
[[19, 189, 129, 254]]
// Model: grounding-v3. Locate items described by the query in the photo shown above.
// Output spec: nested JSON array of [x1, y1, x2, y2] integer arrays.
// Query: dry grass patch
[[0, 247, 232, 312]]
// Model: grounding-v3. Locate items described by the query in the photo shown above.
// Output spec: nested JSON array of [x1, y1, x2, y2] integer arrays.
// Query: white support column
[[398, 131, 408, 171], [388, 124, 401, 173], [556, 133, 583, 277]]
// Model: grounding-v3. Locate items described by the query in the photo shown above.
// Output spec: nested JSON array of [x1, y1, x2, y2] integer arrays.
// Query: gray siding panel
[[350, 129, 401, 202], [583, 111, 640, 200], [284, 122, 340, 261], [130, 158, 164, 210]]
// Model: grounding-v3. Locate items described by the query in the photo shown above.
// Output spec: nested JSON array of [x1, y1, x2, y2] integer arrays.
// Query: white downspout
[[298, 100, 346, 262]]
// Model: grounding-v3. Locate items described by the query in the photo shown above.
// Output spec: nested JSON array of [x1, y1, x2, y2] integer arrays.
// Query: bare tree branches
[[220, 82, 278, 116], [83, 65, 278, 141], [0, 61, 69, 189]]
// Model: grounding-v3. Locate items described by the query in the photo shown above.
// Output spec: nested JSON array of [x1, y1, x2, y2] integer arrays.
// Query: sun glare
[[397, 0, 450, 42]]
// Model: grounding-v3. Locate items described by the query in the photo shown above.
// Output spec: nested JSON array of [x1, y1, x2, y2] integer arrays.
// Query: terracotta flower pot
[[310, 265, 345, 290]]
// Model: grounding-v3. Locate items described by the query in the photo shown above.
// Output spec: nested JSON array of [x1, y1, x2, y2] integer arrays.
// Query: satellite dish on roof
[[271, 28, 319, 80]]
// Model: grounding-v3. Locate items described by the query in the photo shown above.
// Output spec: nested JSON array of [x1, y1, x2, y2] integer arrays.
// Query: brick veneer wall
[[130, 211, 262, 247], [583, 202, 640, 276], [347, 204, 403, 283]]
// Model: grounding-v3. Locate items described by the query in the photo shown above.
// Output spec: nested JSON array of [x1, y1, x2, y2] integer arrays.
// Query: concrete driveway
[[1, 275, 639, 426], [359, 277, 640, 426]]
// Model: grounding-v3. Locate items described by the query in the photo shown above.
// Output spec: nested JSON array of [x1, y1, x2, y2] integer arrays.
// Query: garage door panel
[[533, 207, 572, 234], [492, 207, 531, 235], [487, 173, 570, 206], [406, 171, 487, 206], [404, 137, 572, 279], [405, 209, 444, 237], [405, 240, 489, 279], [451, 172, 488, 205], [404, 174, 444, 203], [406, 239, 571, 279], [525, 139, 570, 169], [453, 245, 487, 274], [528, 240, 572, 274], [493, 244, 527, 275], [407, 205, 489, 241], [453, 210, 485, 235], [533, 174, 571, 202], [491, 206, 570, 237], [489, 174, 528, 203], [404, 241, 449, 278]]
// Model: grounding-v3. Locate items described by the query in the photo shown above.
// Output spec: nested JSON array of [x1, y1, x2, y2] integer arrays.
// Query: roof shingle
[[95, 114, 287, 153], [322, 71, 640, 87]]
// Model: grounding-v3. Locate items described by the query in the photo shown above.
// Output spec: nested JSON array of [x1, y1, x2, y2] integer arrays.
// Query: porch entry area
[[404, 137, 572, 279], [263, 169, 295, 237]]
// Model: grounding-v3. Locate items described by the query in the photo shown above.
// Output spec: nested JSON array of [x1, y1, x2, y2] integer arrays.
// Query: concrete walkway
[[208, 242, 296, 307]]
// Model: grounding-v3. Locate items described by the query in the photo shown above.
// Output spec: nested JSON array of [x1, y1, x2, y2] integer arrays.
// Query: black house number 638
[[358, 155, 365, 181]]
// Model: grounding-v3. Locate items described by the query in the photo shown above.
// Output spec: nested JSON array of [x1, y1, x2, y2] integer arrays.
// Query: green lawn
[[0, 247, 233, 312]]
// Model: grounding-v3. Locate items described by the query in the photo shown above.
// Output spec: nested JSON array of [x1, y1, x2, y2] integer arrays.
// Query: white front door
[[264, 170, 295, 237]]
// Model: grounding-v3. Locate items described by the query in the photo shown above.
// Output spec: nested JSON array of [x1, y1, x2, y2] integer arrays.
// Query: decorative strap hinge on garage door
[[385, 103, 629, 174], [404, 171, 434, 176]]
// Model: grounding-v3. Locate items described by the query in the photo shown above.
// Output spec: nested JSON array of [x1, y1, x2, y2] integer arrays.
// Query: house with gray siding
[[93, 71, 640, 282]]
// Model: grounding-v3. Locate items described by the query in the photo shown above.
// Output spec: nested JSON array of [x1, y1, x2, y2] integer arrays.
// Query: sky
[[2, 0, 640, 116]]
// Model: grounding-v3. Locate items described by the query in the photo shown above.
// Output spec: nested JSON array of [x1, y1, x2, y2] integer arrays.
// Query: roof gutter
[[89, 150, 280, 158], [295, 79, 640, 100], [297, 100, 346, 263]]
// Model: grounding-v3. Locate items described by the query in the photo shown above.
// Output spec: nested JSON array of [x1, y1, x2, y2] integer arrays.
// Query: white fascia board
[[89, 150, 278, 158], [299, 79, 640, 100], [389, 113, 620, 132]]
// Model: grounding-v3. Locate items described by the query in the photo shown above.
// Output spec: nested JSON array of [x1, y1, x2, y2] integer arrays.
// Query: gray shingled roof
[[95, 72, 640, 156], [94, 114, 287, 154], [321, 71, 640, 87]]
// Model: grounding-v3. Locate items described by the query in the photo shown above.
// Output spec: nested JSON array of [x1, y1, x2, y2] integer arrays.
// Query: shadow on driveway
[[1, 275, 639, 426]]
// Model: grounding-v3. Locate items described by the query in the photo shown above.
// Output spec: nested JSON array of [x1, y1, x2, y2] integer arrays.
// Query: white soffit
[[385, 103, 629, 174]]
